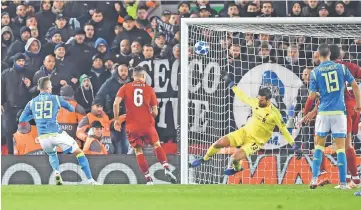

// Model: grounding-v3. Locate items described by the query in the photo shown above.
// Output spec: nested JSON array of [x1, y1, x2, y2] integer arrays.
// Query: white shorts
[[315, 115, 347, 138], [38, 131, 79, 154]]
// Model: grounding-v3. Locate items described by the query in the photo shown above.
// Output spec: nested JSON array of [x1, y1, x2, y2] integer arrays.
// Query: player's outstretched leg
[[191, 136, 230, 168], [310, 136, 326, 189], [224, 148, 246, 176], [72, 149, 101, 185], [345, 134, 360, 187], [153, 141, 177, 184], [134, 147, 153, 185], [48, 151, 62, 185]]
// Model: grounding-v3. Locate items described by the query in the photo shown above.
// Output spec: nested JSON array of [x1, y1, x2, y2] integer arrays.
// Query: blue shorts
[[315, 115, 347, 138]]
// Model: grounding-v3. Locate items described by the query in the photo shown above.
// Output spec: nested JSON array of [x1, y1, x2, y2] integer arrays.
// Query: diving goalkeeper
[[191, 71, 303, 175]]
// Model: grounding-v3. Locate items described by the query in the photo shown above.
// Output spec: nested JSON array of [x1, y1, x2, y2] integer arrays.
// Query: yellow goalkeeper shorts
[[226, 128, 261, 156]]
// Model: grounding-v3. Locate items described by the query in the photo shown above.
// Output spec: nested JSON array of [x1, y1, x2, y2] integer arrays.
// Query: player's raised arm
[[221, 71, 255, 106], [19, 101, 33, 123], [56, 95, 75, 112]]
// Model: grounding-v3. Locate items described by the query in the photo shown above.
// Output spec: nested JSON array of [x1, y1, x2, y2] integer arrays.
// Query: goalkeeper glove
[[221, 70, 235, 88], [292, 144, 303, 160]]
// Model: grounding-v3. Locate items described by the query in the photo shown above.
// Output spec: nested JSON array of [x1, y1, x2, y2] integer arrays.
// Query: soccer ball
[[194, 41, 209, 55]]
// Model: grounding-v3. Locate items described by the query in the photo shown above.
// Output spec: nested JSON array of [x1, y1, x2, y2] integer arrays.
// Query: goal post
[[180, 17, 361, 184]]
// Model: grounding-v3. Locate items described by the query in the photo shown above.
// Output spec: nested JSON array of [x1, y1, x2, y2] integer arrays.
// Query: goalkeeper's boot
[[165, 168, 177, 184], [146, 176, 154, 185], [354, 190, 361, 196], [88, 178, 102, 185], [317, 179, 330, 187], [191, 158, 207, 168], [55, 172, 63, 186], [224, 166, 243, 176], [309, 178, 318, 189]]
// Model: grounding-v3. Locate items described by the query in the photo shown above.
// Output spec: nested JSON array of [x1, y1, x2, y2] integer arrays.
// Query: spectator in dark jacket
[[24, 37, 43, 79], [288, 1, 302, 17], [1, 53, 33, 154], [11, 4, 27, 40], [88, 54, 111, 94], [96, 64, 130, 117], [35, 0, 56, 38], [89, 9, 114, 45], [112, 39, 131, 65], [152, 33, 166, 58], [66, 28, 95, 75], [258, 1, 277, 17], [318, 3, 330, 17], [302, 0, 320, 17], [54, 43, 79, 89], [46, 13, 74, 43], [83, 23, 97, 48], [136, 7, 150, 30], [41, 30, 62, 57], [1, 12, 11, 28], [1, 26, 14, 69], [75, 74, 95, 113], [334, 2, 350, 17], [111, 15, 151, 52], [6, 26, 31, 65], [31, 55, 66, 95], [94, 37, 111, 60]]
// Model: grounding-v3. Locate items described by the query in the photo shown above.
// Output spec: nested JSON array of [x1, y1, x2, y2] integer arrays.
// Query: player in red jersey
[[330, 45, 361, 188], [113, 66, 177, 185]]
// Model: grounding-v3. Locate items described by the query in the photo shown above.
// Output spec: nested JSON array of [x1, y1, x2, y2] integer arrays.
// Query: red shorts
[[346, 100, 360, 134], [126, 127, 159, 148]]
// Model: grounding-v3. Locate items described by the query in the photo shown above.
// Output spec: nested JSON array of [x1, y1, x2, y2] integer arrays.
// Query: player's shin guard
[[76, 153, 93, 180], [204, 145, 220, 161], [48, 152, 60, 172], [136, 153, 150, 175], [154, 147, 168, 169], [346, 148, 359, 184], [336, 149, 347, 184], [312, 145, 324, 179]]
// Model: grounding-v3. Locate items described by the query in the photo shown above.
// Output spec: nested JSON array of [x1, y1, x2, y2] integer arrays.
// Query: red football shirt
[[116, 81, 158, 131], [335, 60, 361, 101]]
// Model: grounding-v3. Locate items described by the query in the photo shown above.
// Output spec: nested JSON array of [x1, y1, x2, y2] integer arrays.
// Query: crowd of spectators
[[1, 0, 361, 156]]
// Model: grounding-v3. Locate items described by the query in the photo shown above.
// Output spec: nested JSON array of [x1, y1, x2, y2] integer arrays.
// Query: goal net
[[180, 17, 361, 184]]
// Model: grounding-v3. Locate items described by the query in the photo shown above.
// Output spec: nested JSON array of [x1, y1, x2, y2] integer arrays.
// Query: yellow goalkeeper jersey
[[232, 86, 294, 146]]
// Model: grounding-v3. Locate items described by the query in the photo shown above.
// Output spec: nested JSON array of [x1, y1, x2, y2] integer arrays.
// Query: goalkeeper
[[191, 71, 303, 175]]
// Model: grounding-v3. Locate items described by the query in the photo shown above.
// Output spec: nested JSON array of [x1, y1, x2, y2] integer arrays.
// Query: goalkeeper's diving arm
[[221, 71, 254, 106]]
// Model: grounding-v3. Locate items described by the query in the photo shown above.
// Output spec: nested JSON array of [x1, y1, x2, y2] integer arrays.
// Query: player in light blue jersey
[[19, 77, 101, 185], [306, 44, 361, 189]]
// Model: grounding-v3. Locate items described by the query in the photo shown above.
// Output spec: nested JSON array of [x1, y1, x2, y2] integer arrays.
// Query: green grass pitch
[[2, 185, 360, 210]]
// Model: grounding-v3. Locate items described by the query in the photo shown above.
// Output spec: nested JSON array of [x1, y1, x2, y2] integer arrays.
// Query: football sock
[[136, 153, 149, 175], [154, 147, 168, 169], [204, 145, 220, 161], [76, 153, 92, 179], [336, 149, 347, 184], [48, 152, 59, 172], [232, 159, 243, 171], [346, 148, 358, 177], [312, 145, 324, 178]]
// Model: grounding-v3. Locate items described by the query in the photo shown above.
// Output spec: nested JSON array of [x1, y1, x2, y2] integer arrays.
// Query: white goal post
[[180, 17, 361, 184]]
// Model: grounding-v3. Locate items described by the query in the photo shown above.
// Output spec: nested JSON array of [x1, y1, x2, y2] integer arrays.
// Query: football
[[194, 41, 209, 55]]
